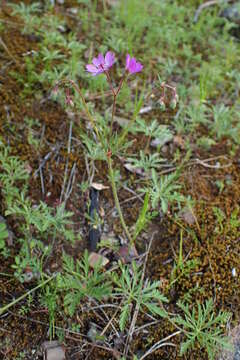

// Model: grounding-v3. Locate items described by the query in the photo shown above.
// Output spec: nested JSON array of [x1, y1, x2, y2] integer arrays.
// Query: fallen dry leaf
[[91, 182, 109, 191]]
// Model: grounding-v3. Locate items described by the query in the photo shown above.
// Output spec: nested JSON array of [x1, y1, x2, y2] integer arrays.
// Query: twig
[[195, 157, 232, 169], [100, 302, 121, 338], [193, 0, 229, 23], [65, 334, 124, 359], [90, 298, 119, 336], [139, 330, 180, 360], [62, 162, 77, 206], [120, 194, 144, 206], [193, 0, 220, 23], [39, 166, 45, 196], [152, 155, 232, 178], [82, 304, 119, 312], [34, 146, 59, 177], [133, 320, 161, 335]]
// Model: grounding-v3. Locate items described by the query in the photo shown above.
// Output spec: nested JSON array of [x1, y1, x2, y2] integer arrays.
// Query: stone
[[89, 252, 109, 268], [179, 206, 196, 225], [218, 325, 240, 360], [42, 341, 65, 360]]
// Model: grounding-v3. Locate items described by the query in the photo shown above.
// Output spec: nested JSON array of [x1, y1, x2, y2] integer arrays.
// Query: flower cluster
[[86, 51, 143, 76], [53, 52, 143, 109], [86, 51, 115, 76]]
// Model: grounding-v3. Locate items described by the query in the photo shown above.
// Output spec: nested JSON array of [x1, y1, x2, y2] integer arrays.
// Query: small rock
[[87, 322, 98, 342], [218, 324, 240, 360], [117, 244, 138, 263], [89, 252, 109, 268], [42, 341, 65, 360], [139, 106, 153, 114], [179, 206, 196, 225]]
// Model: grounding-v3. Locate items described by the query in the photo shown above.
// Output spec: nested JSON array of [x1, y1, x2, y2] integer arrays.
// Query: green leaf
[[146, 303, 168, 318], [180, 337, 194, 355], [120, 303, 130, 331]]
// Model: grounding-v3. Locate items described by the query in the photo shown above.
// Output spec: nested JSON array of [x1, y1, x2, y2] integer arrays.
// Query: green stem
[[110, 94, 116, 136], [0, 274, 57, 315], [107, 156, 132, 244]]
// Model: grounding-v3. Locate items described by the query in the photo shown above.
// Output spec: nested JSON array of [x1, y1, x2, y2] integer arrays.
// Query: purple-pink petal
[[125, 54, 143, 74], [105, 51, 115, 67], [134, 62, 143, 73], [125, 54, 131, 69], [92, 57, 101, 67], [86, 64, 98, 73], [98, 53, 104, 62], [86, 64, 104, 75], [86, 51, 116, 76]]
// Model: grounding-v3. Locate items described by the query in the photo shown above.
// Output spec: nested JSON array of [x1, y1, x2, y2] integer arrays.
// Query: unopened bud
[[65, 88, 74, 107], [170, 99, 177, 109], [66, 96, 74, 107], [158, 99, 166, 111]]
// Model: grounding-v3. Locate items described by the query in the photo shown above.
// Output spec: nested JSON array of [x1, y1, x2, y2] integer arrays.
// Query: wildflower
[[125, 54, 143, 74], [86, 51, 115, 76]]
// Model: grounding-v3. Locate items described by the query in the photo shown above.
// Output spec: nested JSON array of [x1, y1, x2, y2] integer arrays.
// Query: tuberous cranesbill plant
[[53, 51, 144, 247]]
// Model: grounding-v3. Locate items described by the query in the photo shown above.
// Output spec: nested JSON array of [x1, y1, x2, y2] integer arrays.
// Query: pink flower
[[86, 51, 115, 76], [125, 54, 143, 74]]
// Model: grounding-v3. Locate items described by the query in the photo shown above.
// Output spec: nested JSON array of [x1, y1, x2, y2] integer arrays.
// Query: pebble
[[218, 323, 240, 360], [42, 341, 65, 360]]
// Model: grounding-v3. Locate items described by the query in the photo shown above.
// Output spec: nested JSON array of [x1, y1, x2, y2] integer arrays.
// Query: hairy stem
[[110, 94, 116, 136]]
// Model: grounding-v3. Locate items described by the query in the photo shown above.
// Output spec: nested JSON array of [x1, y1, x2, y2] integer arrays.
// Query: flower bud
[[66, 97, 74, 107], [174, 94, 179, 103], [65, 88, 74, 107], [158, 99, 166, 111], [170, 99, 177, 109]]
